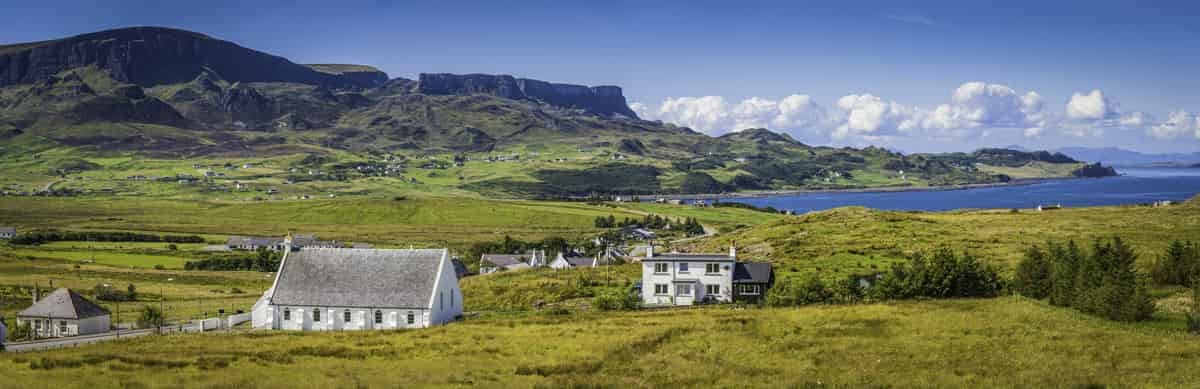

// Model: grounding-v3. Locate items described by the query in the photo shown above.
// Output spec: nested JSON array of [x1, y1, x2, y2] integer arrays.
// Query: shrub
[[138, 306, 165, 329], [1015, 237, 1156, 322], [592, 290, 640, 311], [1150, 240, 1199, 286], [871, 248, 1003, 300]]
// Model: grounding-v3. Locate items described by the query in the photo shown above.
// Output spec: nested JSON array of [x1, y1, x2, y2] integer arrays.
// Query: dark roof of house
[[270, 248, 447, 309], [481, 254, 530, 268], [18, 288, 110, 320], [563, 256, 595, 267], [733, 262, 774, 284], [451, 257, 470, 278], [648, 253, 734, 262]]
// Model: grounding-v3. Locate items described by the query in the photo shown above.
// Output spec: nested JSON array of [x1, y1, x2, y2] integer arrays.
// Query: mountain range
[[0, 27, 1114, 196], [1053, 147, 1200, 167]]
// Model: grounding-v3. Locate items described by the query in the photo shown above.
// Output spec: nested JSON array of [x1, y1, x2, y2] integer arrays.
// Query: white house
[[549, 252, 598, 269], [1, 315, 8, 350], [641, 245, 737, 306], [17, 288, 111, 338], [251, 240, 462, 330], [0, 226, 15, 239], [479, 250, 546, 274]]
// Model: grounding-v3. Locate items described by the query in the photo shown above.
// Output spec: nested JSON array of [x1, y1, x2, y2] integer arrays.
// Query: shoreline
[[641, 177, 1085, 201]]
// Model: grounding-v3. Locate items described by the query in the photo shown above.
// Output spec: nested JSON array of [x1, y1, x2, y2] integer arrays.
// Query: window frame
[[678, 262, 689, 273], [313, 308, 321, 322], [654, 262, 669, 273], [283, 308, 291, 321], [676, 284, 693, 296], [374, 310, 383, 324], [738, 284, 761, 295], [706, 284, 720, 295], [654, 283, 669, 295], [344, 309, 352, 323], [706, 263, 721, 274], [407, 311, 415, 325]]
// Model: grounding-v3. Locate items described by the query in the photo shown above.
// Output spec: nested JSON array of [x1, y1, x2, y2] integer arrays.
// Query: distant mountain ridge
[[417, 73, 637, 118], [1054, 147, 1200, 167]]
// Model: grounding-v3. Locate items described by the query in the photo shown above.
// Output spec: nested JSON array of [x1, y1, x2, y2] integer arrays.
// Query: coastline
[[643, 177, 1084, 201]]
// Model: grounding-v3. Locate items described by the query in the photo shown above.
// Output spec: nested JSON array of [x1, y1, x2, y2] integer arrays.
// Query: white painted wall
[[641, 260, 733, 306], [16, 315, 109, 337], [428, 251, 464, 325], [271, 306, 430, 330]]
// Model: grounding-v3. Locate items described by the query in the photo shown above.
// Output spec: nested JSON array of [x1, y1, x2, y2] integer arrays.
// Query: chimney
[[32, 283, 39, 305], [730, 241, 737, 259], [646, 242, 654, 259]]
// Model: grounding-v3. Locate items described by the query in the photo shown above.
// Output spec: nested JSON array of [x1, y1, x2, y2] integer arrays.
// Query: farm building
[[251, 240, 462, 330], [17, 288, 111, 338]]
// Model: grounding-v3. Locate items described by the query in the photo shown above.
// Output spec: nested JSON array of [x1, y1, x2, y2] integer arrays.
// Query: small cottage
[[549, 252, 598, 269], [479, 250, 546, 274], [17, 288, 111, 338], [0, 226, 16, 239]]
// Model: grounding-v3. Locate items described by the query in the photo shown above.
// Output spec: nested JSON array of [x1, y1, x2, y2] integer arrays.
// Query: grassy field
[[3, 297, 1200, 388], [695, 200, 1200, 279], [0, 196, 778, 249]]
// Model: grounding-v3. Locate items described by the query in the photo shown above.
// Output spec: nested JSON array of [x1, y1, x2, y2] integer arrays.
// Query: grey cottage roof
[[563, 256, 596, 268], [649, 253, 734, 262], [18, 288, 110, 320], [0, 226, 16, 235], [270, 248, 447, 309], [481, 254, 530, 268], [733, 262, 774, 284]]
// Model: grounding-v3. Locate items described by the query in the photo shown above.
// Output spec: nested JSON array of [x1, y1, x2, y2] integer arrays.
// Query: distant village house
[[17, 288, 111, 338], [641, 244, 774, 306]]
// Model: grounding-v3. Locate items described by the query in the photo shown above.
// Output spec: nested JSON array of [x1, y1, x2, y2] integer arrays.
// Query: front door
[[675, 283, 695, 306]]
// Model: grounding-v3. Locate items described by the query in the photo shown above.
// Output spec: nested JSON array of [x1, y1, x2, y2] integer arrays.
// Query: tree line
[[10, 229, 205, 245], [593, 214, 705, 236], [1014, 237, 1156, 322], [766, 248, 1003, 307], [184, 248, 281, 272]]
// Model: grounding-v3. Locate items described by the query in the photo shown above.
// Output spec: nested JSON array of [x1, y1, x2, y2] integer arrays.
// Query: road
[[4, 328, 157, 352], [4, 321, 223, 352]]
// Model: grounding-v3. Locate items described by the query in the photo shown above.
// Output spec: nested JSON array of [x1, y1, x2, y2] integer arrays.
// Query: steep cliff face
[[0, 27, 368, 89], [417, 73, 638, 118], [305, 64, 389, 89]]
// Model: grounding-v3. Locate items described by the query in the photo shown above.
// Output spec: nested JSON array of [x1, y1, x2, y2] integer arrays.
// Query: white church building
[[252, 238, 462, 330]]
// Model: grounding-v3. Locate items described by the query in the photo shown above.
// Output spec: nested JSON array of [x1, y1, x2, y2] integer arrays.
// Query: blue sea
[[719, 168, 1200, 213]]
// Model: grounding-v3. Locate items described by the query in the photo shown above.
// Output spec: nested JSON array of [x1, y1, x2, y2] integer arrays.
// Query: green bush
[[1188, 280, 1200, 335], [138, 306, 165, 329], [1015, 237, 1156, 322], [1150, 240, 1199, 286], [871, 248, 1003, 300], [592, 290, 640, 311]]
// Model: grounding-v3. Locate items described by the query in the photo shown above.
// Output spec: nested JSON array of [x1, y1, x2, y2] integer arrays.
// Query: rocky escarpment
[[417, 73, 638, 118], [305, 64, 389, 89], [0, 27, 370, 89]]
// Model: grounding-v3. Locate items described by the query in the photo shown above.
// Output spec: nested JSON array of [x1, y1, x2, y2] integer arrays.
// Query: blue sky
[[2, 0, 1199, 153]]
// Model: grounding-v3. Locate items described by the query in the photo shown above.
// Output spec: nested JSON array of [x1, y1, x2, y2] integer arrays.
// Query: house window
[[706, 263, 721, 274], [283, 308, 291, 321], [679, 263, 689, 273], [313, 309, 321, 322], [654, 284, 669, 295], [374, 310, 383, 324], [59, 321, 67, 334], [677, 284, 693, 296], [407, 312, 415, 325], [739, 284, 761, 295], [654, 263, 668, 273], [706, 284, 720, 295], [344, 309, 352, 323]]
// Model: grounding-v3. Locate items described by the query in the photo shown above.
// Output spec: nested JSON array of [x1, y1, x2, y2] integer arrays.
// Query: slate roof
[[563, 256, 596, 268], [648, 253, 734, 262], [481, 254, 530, 268], [18, 288, 110, 320], [270, 248, 446, 309], [733, 262, 774, 284], [0, 226, 15, 235]]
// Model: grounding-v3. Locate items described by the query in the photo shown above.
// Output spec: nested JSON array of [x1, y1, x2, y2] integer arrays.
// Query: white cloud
[[634, 83, 1198, 148], [1066, 89, 1118, 120], [1148, 111, 1200, 140], [633, 94, 828, 138]]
